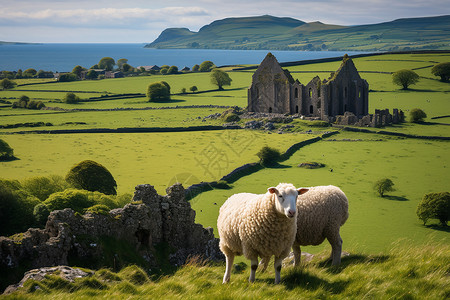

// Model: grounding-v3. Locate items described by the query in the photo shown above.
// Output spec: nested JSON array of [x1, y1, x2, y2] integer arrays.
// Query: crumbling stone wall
[[0, 184, 223, 283], [334, 109, 404, 127]]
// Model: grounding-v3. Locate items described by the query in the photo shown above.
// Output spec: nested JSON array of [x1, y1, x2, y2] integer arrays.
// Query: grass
[[191, 131, 450, 254], [0, 131, 318, 194], [2, 243, 448, 299]]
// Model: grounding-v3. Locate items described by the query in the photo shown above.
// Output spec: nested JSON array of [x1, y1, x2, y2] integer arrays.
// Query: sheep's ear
[[298, 188, 309, 195], [268, 187, 278, 194]]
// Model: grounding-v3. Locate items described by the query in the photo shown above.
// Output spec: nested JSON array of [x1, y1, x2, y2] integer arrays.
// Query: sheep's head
[[268, 183, 303, 218]]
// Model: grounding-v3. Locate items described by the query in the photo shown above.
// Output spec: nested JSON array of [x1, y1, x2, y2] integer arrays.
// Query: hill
[[145, 15, 450, 51]]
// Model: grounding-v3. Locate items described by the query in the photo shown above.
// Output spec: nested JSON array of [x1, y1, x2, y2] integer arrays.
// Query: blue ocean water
[[0, 43, 366, 72]]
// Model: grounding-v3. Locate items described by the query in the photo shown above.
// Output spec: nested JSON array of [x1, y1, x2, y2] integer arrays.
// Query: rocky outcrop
[[0, 184, 224, 292]]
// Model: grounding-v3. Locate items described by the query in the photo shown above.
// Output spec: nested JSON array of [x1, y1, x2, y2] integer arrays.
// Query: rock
[[298, 162, 325, 169], [264, 122, 275, 130], [3, 266, 93, 294]]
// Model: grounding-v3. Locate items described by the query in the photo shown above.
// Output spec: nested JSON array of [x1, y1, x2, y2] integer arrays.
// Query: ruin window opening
[[359, 90, 361, 98], [309, 105, 314, 114], [135, 229, 150, 247], [309, 88, 312, 97], [295, 88, 298, 98], [344, 87, 348, 98], [296, 105, 299, 113], [269, 107, 272, 113]]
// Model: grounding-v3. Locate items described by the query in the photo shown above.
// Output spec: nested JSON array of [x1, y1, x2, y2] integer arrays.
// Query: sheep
[[217, 183, 302, 284], [293, 185, 349, 266], [260, 185, 348, 269]]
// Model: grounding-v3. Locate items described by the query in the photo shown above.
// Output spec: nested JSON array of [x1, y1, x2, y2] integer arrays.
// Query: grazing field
[[2, 243, 449, 299], [192, 131, 450, 253], [0, 131, 317, 194]]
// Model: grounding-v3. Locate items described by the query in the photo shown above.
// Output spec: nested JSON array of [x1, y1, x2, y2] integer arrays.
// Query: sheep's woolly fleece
[[295, 185, 349, 246], [217, 183, 298, 261]]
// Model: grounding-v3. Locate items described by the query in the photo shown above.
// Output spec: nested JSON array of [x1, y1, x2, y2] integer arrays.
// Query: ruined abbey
[[248, 53, 369, 121]]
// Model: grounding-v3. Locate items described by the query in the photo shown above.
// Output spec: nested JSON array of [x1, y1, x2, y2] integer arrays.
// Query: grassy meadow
[[0, 52, 449, 297]]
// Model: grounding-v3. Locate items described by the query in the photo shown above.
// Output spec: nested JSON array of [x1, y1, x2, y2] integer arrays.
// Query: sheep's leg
[[223, 253, 235, 284], [293, 243, 301, 267], [327, 233, 343, 265], [249, 258, 258, 283], [274, 256, 283, 284]]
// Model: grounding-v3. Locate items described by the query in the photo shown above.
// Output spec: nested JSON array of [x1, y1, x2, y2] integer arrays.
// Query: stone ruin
[[0, 183, 224, 291], [334, 108, 404, 127]]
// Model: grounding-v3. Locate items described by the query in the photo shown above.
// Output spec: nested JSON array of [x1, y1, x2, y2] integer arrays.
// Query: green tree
[[210, 69, 232, 90], [64, 92, 80, 104], [23, 68, 37, 78], [72, 65, 85, 78], [392, 69, 419, 90], [409, 108, 427, 123], [90, 64, 99, 69], [147, 82, 170, 101], [373, 178, 395, 197], [86, 69, 98, 80], [98, 57, 115, 71], [160, 81, 171, 94], [122, 63, 132, 73], [431, 62, 450, 82], [416, 192, 450, 226], [168, 66, 179, 74], [0, 78, 17, 90], [17, 95, 30, 108], [160, 67, 169, 75], [0, 138, 15, 161], [58, 73, 77, 82], [190, 86, 198, 93], [199, 61, 215, 72], [117, 58, 128, 70], [192, 64, 200, 72], [66, 160, 117, 195], [180, 87, 187, 94], [15, 69, 23, 79], [33, 203, 50, 226], [256, 146, 281, 166]]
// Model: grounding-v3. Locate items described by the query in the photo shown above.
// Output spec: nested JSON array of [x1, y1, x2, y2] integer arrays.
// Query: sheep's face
[[268, 184, 299, 218]]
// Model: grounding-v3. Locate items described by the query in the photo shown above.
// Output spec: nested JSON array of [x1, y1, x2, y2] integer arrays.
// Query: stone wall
[[0, 183, 223, 289], [334, 109, 404, 127]]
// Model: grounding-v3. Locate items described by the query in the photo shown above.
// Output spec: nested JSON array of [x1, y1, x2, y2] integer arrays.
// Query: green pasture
[[0, 131, 317, 194], [191, 131, 450, 254]]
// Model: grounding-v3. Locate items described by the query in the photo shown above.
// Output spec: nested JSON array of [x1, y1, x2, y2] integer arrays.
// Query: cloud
[[0, 6, 209, 28]]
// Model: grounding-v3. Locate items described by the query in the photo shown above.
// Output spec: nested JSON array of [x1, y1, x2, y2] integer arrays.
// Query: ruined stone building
[[248, 53, 369, 121]]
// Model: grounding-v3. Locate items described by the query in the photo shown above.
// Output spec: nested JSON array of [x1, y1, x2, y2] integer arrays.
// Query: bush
[[431, 62, 450, 82], [85, 204, 110, 215], [65, 160, 117, 195], [192, 64, 200, 72], [64, 92, 80, 104], [0, 78, 17, 90], [147, 82, 170, 102], [43, 189, 96, 213], [22, 175, 69, 201], [0, 138, 15, 161], [409, 108, 427, 123], [58, 73, 77, 82], [33, 203, 50, 226], [416, 192, 450, 226], [256, 146, 281, 166], [168, 66, 178, 74], [180, 87, 187, 94], [373, 178, 395, 197]]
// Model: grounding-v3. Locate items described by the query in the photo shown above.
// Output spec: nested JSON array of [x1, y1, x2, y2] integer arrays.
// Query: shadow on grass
[[263, 163, 292, 169], [323, 253, 390, 275], [282, 268, 349, 293], [384, 195, 409, 201], [151, 98, 186, 104], [424, 224, 450, 233]]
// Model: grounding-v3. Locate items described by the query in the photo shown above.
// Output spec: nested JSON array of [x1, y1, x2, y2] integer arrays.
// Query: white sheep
[[294, 185, 349, 266], [217, 183, 302, 284], [260, 185, 348, 269]]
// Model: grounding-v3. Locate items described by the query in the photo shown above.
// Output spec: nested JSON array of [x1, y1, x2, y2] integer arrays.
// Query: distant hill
[[146, 15, 450, 51]]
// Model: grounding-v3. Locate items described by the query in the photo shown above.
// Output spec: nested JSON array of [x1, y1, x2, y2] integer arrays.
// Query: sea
[[0, 43, 367, 72]]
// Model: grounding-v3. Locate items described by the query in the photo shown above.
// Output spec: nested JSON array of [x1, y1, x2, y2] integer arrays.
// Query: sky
[[1, 0, 449, 43]]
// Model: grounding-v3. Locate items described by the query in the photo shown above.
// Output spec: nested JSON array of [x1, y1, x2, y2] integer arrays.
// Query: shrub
[[160, 68, 169, 75], [180, 87, 187, 94], [58, 73, 77, 82], [64, 92, 80, 104], [168, 66, 178, 74], [192, 64, 200, 72], [147, 82, 170, 102], [43, 189, 96, 213], [416, 192, 450, 226], [22, 175, 69, 201], [409, 108, 427, 123], [256, 146, 281, 166], [0, 78, 17, 90], [0, 138, 15, 161], [65, 160, 117, 195], [373, 178, 395, 197], [33, 203, 50, 226], [222, 110, 240, 122], [85, 204, 110, 215]]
